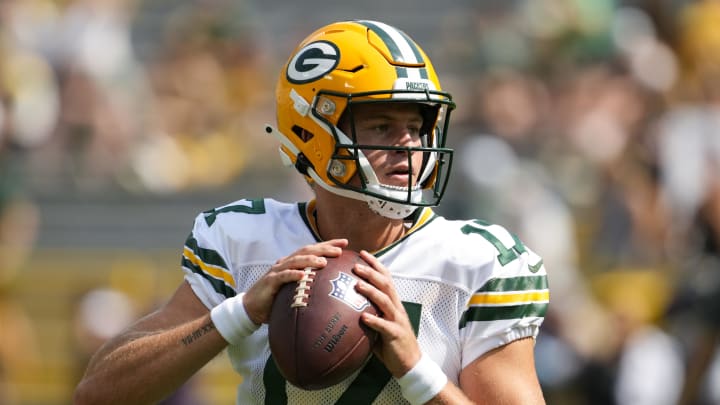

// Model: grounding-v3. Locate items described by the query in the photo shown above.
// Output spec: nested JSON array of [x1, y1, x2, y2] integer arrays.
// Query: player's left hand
[[353, 250, 422, 378]]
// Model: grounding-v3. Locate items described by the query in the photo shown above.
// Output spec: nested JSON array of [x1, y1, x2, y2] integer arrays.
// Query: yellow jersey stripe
[[407, 207, 434, 234], [469, 290, 550, 306], [183, 246, 236, 286]]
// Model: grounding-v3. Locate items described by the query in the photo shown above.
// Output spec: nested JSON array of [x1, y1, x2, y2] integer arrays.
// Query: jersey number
[[262, 302, 421, 404], [461, 220, 541, 272], [203, 199, 266, 226]]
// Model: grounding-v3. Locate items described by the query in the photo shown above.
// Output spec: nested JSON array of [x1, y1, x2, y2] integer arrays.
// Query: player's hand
[[243, 239, 348, 325], [353, 250, 422, 378]]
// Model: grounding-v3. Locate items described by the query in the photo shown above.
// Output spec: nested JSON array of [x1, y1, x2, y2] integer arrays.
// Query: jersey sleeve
[[181, 208, 238, 310], [458, 221, 549, 369]]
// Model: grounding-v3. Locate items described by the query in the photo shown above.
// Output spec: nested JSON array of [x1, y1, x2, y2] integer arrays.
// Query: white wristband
[[396, 352, 448, 405], [210, 293, 260, 345]]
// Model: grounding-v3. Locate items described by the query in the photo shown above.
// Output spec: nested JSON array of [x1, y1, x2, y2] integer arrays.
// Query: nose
[[391, 126, 421, 148]]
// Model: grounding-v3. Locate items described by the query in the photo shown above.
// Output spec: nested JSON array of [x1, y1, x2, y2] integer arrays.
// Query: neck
[[312, 192, 408, 252]]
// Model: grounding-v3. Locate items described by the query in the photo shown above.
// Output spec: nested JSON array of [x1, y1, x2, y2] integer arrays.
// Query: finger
[[354, 260, 401, 304], [360, 310, 393, 334], [270, 267, 309, 285], [359, 250, 389, 275], [324, 238, 349, 249], [354, 262, 388, 288], [310, 238, 348, 252], [291, 239, 348, 259], [320, 239, 349, 256], [354, 272, 398, 320], [273, 254, 327, 272]]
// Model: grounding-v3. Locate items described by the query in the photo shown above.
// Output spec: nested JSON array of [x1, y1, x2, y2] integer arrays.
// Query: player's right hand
[[242, 239, 348, 325]]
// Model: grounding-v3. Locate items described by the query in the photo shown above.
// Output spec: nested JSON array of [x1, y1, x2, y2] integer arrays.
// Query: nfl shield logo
[[329, 273, 371, 311]]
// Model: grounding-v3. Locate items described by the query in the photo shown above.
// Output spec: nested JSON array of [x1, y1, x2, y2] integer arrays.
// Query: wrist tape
[[210, 293, 260, 345], [396, 352, 448, 405]]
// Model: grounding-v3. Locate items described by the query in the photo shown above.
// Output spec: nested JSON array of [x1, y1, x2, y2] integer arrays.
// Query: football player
[[74, 20, 549, 405]]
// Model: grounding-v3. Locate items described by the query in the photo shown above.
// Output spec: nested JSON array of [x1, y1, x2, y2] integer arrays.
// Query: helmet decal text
[[287, 41, 340, 84]]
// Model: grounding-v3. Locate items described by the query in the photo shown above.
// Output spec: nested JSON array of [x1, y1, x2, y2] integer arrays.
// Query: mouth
[[380, 168, 419, 191], [383, 167, 414, 185], [378, 182, 421, 194]]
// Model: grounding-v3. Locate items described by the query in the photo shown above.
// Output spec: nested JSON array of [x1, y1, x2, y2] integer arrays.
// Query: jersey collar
[[297, 200, 437, 253]]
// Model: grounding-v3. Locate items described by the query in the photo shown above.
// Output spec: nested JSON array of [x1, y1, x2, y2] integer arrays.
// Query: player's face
[[341, 103, 426, 189]]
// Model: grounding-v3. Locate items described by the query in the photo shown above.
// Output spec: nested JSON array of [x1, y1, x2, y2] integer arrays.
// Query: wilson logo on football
[[286, 40, 340, 84], [328, 272, 370, 311]]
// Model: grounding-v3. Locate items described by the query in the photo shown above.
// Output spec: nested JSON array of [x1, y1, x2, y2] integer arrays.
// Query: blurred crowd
[[1, 0, 720, 404]]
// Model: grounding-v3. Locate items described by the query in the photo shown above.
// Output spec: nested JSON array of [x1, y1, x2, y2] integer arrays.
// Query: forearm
[[458, 338, 546, 405], [74, 313, 227, 405], [425, 381, 474, 405], [422, 369, 543, 405]]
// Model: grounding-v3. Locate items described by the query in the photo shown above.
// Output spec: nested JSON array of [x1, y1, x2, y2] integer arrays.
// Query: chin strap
[[365, 197, 417, 219]]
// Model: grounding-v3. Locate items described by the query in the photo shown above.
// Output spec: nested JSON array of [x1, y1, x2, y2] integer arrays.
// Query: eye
[[407, 125, 421, 136], [360, 122, 389, 135]]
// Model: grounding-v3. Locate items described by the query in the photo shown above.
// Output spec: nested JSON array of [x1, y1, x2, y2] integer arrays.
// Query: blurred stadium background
[[1, 0, 720, 404]]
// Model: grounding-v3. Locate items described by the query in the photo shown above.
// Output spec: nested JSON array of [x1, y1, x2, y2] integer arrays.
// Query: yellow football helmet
[[265, 20, 455, 219]]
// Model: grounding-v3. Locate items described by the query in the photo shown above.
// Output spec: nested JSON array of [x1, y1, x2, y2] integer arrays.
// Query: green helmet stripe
[[357, 20, 429, 81], [356, 21, 423, 58]]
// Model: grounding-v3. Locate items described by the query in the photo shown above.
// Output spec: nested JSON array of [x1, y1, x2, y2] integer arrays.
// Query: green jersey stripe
[[459, 303, 548, 328], [184, 234, 235, 298], [476, 275, 548, 294], [181, 256, 236, 299], [185, 235, 231, 270]]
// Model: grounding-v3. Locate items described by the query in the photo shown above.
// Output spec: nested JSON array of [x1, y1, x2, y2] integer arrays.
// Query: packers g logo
[[286, 41, 340, 84]]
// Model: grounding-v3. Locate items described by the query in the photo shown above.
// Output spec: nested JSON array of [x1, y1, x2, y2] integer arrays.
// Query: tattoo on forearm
[[181, 322, 215, 346]]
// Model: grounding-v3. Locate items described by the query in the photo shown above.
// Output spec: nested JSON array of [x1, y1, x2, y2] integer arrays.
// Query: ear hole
[[292, 125, 314, 142]]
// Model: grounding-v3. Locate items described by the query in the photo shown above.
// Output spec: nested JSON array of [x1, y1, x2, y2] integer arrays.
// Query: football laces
[[291, 267, 315, 308]]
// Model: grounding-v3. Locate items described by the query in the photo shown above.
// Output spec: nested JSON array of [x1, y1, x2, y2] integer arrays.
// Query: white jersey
[[182, 198, 549, 405]]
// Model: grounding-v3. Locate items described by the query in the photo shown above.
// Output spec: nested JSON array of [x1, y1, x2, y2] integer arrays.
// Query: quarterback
[[74, 20, 549, 404]]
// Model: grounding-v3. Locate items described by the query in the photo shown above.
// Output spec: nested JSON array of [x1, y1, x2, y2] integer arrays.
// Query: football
[[268, 249, 379, 390]]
